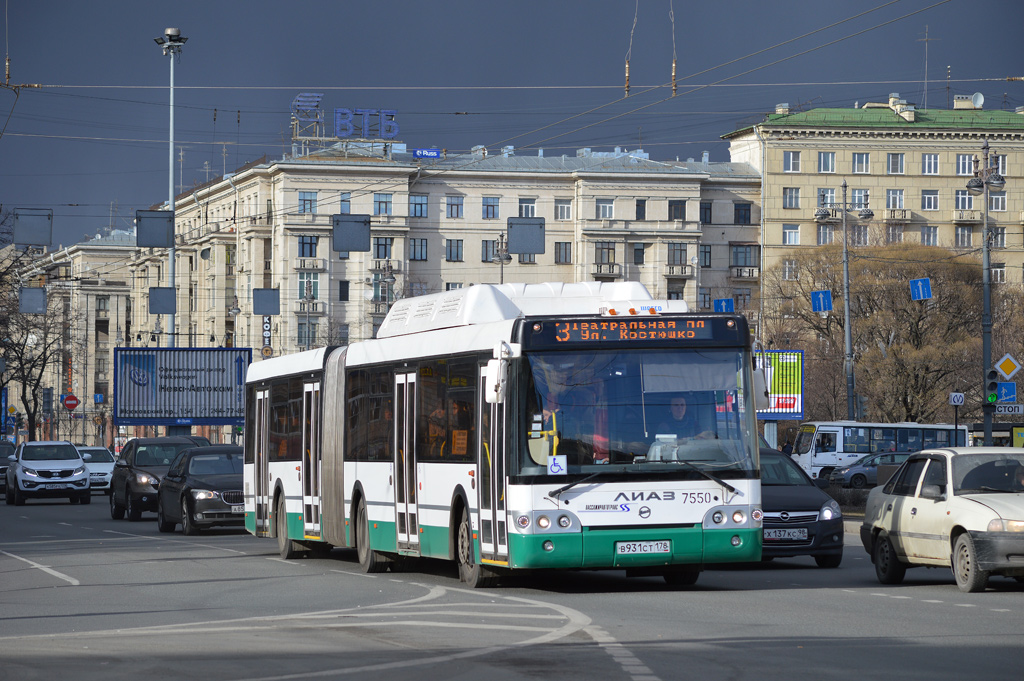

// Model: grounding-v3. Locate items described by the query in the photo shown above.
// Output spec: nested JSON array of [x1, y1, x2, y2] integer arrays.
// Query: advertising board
[[755, 350, 804, 421]]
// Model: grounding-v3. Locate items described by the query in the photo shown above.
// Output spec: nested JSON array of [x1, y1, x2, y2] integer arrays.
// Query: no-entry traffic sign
[[63, 394, 79, 410]]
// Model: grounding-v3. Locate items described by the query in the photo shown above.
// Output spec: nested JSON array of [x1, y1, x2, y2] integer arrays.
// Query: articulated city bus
[[792, 420, 969, 480], [243, 282, 767, 587]]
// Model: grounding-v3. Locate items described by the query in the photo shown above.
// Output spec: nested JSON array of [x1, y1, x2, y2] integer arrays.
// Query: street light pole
[[303, 280, 314, 352], [383, 259, 396, 312], [491, 232, 512, 284]]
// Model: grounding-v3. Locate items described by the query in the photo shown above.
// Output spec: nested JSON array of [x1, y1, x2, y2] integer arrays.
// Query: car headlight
[[22, 467, 40, 477], [835, 468, 849, 475], [987, 519, 1024, 532], [73, 465, 87, 475], [136, 472, 158, 485], [820, 499, 843, 521], [192, 489, 218, 501]]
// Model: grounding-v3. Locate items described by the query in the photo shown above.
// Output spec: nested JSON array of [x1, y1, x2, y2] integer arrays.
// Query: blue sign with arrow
[[910, 277, 932, 301], [811, 290, 833, 313], [713, 298, 734, 313]]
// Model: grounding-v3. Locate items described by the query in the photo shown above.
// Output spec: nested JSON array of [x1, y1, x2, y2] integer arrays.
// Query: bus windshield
[[518, 348, 756, 476]]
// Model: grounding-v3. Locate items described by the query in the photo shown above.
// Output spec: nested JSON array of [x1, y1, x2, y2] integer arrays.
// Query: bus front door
[[301, 381, 321, 538], [254, 388, 271, 537], [394, 372, 419, 551], [477, 368, 509, 565]]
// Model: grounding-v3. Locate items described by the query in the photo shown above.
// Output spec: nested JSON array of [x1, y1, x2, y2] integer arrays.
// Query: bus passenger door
[[477, 368, 509, 564], [301, 381, 321, 537], [394, 372, 419, 550], [254, 388, 271, 537]]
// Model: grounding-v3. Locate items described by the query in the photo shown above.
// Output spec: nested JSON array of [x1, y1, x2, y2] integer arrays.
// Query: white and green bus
[[243, 282, 766, 587]]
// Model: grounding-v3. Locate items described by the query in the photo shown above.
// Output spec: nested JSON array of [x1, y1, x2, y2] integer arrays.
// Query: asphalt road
[[2, 497, 1023, 681]]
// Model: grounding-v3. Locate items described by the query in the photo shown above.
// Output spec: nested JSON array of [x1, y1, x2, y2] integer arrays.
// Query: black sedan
[[760, 449, 845, 568], [156, 446, 244, 535], [110, 436, 210, 521]]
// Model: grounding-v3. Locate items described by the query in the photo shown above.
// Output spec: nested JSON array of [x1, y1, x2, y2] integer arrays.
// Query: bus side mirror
[[753, 369, 770, 410], [485, 359, 505, 404]]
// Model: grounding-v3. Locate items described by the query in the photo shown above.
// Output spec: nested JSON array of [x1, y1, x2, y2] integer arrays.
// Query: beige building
[[725, 94, 1024, 295]]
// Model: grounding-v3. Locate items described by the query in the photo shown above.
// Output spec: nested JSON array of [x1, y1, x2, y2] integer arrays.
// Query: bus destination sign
[[550, 318, 713, 344]]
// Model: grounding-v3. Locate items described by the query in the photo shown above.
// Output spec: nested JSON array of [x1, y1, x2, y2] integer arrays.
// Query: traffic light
[[15, 412, 24, 430], [986, 370, 999, 404], [42, 387, 53, 414], [855, 394, 868, 420]]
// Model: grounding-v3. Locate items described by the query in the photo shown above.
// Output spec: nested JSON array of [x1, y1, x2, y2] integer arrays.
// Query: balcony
[[883, 209, 910, 223], [295, 258, 327, 271], [664, 264, 695, 278], [294, 300, 326, 316], [730, 266, 760, 280], [952, 209, 981, 223], [591, 262, 622, 278], [370, 259, 402, 273]]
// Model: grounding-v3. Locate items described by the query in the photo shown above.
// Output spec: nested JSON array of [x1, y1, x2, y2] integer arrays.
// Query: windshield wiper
[[668, 459, 738, 494], [548, 471, 605, 499]]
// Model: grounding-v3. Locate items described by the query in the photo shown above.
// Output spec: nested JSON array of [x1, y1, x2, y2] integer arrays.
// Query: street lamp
[[302, 280, 315, 351], [228, 295, 241, 347], [816, 180, 873, 420], [154, 27, 186, 348], [967, 139, 1006, 446], [383, 259, 396, 312], [690, 254, 701, 311], [491, 232, 512, 284]]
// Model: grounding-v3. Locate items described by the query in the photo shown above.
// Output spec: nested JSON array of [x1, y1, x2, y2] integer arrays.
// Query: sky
[[1, 0, 1021, 247]]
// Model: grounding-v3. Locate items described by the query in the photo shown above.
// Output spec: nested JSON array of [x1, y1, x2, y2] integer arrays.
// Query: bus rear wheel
[[356, 499, 389, 573], [663, 567, 700, 586], [276, 495, 303, 559], [457, 507, 498, 588]]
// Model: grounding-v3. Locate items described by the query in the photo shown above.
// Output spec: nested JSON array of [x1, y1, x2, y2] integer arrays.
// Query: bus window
[[844, 427, 870, 454], [895, 428, 922, 452], [871, 428, 897, 453], [923, 429, 950, 448], [794, 426, 816, 455], [815, 431, 836, 453]]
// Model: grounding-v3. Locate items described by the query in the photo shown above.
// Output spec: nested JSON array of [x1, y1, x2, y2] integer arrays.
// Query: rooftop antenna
[[917, 25, 939, 109]]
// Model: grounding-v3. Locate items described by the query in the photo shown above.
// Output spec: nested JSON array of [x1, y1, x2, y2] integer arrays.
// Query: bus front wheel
[[457, 507, 498, 588], [356, 499, 389, 573], [276, 495, 303, 559]]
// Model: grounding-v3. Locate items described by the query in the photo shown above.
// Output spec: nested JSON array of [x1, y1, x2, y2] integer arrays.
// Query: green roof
[[724, 107, 1024, 138]]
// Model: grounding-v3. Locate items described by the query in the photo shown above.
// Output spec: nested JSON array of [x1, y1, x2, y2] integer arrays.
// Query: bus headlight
[[537, 515, 551, 529], [712, 511, 725, 524], [516, 515, 531, 529], [557, 515, 571, 528], [732, 510, 746, 524]]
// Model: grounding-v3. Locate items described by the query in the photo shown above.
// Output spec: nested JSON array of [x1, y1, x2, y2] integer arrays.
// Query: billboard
[[113, 348, 252, 426], [755, 350, 804, 421]]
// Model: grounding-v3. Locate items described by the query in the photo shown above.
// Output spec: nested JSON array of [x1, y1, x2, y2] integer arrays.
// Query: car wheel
[[873, 533, 906, 585], [109, 487, 125, 519], [953, 533, 989, 593], [457, 507, 497, 587], [13, 485, 25, 506], [181, 497, 200, 536], [815, 553, 843, 569], [156, 499, 175, 533], [4, 486, 12, 505], [126, 490, 142, 522], [850, 474, 867, 489], [69, 495, 79, 504], [79, 492, 91, 505], [276, 495, 303, 559]]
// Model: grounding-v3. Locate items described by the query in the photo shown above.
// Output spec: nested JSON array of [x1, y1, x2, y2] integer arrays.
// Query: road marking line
[[586, 625, 662, 681], [0, 549, 79, 586], [101, 529, 247, 554]]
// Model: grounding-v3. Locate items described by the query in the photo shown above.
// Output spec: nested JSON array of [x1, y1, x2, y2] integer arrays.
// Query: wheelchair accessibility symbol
[[548, 455, 567, 475]]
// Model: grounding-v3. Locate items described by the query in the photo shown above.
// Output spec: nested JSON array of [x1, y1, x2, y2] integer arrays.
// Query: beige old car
[[860, 447, 1024, 592]]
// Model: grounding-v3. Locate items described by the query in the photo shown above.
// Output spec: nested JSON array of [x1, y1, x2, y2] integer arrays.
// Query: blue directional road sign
[[997, 382, 1016, 403], [713, 298, 734, 313], [910, 277, 932, 301], [811, 290, 833, 313]]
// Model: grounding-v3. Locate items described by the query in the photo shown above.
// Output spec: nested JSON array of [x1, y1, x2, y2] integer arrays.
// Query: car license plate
[[44, 483, 67, 490], [615, 540, 670, 555], [231, 505, 244, 513], [763, 528, 808, 541]]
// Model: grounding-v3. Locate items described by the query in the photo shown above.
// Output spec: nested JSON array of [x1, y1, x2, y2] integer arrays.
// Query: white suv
[[5, 441, 92, 505]]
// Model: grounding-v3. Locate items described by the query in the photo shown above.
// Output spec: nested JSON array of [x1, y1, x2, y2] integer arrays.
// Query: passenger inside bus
[[532, 359, 608, 465]]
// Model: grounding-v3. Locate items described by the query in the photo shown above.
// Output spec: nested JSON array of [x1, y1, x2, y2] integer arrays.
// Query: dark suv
[[110, 436, 210, 521], [0, 439, 15, 493]]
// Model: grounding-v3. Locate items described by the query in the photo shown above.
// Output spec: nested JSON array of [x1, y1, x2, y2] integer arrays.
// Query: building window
[[481, 240, 496, 262], [921, 190, 939, 211], [818, 187, 835, 208], [922, 153, 939, 175], [668, 200, 686, 220], [993, 154, 1007, 175], [955, 190, 973, 211], [338, 192, 350, 214], [298, 272, 319, 300], [518, 198, 536, 218], [887, 225, 904, 243], [782, 187, 800, 209], [699, 244, 711, 268], [920, 225, 937, 246], [555, 199, 572, 221], [374, 193, 392, 216], [446, 196, 464, 219], [595, 241, 616, 264], [851, 188, 869, 209], [298, 191, 317, 214], [298, 235, 318, 258], [409, 238, 428, 261], [734, 203, 751, 224], [782, 259, 799, 281], [990, 192, 1006, 212], [635, 199, 647, 221], [852, 153, 870, 174], [373, 237, 393, 259], [956, 154, 974, 176], [338, 280, 350, 302], [734, 288, 752, 310], [446, 282, 463, 291], [518, 253, 536, 264], [632, 243, 646, 265], [955, 225, 972, 248], [782, 224, 799, 245], [555, 242, 572, 264], [992, 264, 1006, 284], [446, 239, 464, 262], [97, 296, 110, 311], [851, 224, 868, 247], [887, 153, 904, 175], [409, 194, 428, 218], [992, 227, 1006, 249], [482, 197, 500, 219], [700, 201, 712, 224], [818, 151, 835, 173], [698, 287, 710, 309], [886, 189, 904, 209], [667, 242, 686, 266], [297, 322, 318, 348], [596, 199, 614, 219], [667, 289, 684, 301], [817, 224, 834, 245], [731, 245, 758, 267], [783, 150, 801, 173]]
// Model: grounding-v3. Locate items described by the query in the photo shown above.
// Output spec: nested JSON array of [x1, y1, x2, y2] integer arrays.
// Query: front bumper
[[15, 476, 90, 498], [761, 517, 845, 559], [89, 473, 111, 491], [191, 496, 245, 528], [128, 483, 160, 511], [970, 531, 1024, 574]]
